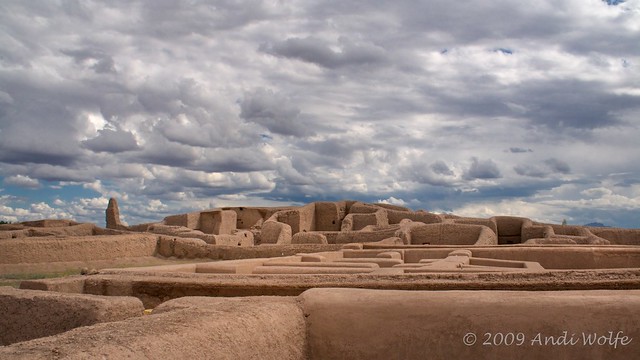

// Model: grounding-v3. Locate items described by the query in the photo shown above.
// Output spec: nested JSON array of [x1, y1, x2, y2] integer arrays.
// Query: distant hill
[[584, 222, 608, 227]]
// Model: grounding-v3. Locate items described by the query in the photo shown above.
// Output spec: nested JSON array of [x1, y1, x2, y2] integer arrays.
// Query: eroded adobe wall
[[0, 287, 144, 346], [452, 217, 498, 235], [341, 210, 389, 231], [302, 288, 640, 360], [494, 216, 528, 244], [0, 295, 306, 360], [0, 223, 102, 239], [0, 234, 158, 265], [2, 288, 638, 359], [402, 246, 640, 269], [590, 228, 640, 245], [275, 203, 316, 235], [314, 201, 347, 231], [230, 207, 286, 229], [387, 210, 444, 225], [163, 212, 201, 229], [402, 223, 496, 246], [198, 210, 237, 235]]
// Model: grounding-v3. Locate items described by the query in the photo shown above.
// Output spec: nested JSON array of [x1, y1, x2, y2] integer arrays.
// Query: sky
[[1, 0, 639, 228]]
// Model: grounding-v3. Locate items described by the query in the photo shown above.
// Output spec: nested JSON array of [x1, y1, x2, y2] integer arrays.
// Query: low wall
[[0, 295, 305, 360], [302, 288, 640, 359], [2, 289, 638, 359], [590, 228, 640, 245], [0, 287, 144, 346], [494, 216, 527, 244], [406, 223, 496, 245], [0, 234, 159, 264], [452, 217, 498, 235], [402, 246, 640, 269]]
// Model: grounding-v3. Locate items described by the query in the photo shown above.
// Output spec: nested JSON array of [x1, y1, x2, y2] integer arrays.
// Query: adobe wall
[[301, 288, 640, 359], [314, 201, 346, 231], [0, 234, 158, 264], [275, 203, 316, 234], [0, 287, 144, 346], [0, 295, 306, 360], [163, 211, 201, 229], [226, 206, 285, 229], [373, 203, 411, 211], [331, 227, 399, 244], [590, 228, 640, 245], [341, 209, 389, 231], [198, 210, 237, 235], [452, 217, 498, 235], [493, 216, 528, 244], [401, 246, 640, 269], [2, 288, 638, 359], [403, 223, 497, 245], [550, 225, 590, 236], [521, 222, 551, 242], [387, 210, 444, 225], [0, 223, 100, 239], [348, 202, 381, 214]]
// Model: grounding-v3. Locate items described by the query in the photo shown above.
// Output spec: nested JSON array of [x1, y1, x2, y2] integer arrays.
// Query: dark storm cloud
[[464, 158, 502, 180], [421, 77, 639, 131], [82, 129, 139, 153], [544, 158, 571, 174], [513, 80, 639, 129], [431, 161, 454, 176], [514, 158, 571, 178], [514, 164, 549, 178], [239, 88, 313, 137], [262, 37, 388, 69], [508, 147, 533, 153], [62, 48, 117, 74], [0, 93, 86, 166], [137, 0, 276, 37]]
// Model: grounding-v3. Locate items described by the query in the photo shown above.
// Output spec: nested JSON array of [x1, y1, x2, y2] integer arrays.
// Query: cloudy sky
[[1, 0, 639, 228]]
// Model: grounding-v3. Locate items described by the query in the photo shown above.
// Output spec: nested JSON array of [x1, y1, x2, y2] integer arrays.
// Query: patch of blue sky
[[0, 177, 101, 206]]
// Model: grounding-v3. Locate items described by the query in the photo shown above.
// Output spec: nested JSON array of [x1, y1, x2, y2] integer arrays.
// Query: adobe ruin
[[1, 199, 640, 358]]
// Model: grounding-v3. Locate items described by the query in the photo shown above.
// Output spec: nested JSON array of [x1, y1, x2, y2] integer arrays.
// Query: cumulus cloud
[[544, 158, 571, 174], [508, 147, 533, 153], [514, 158, 571, 178], [464, 158, 502, 180], [239, 88, 312, 137], [3, 175, 40, 188], [82, 129, 139, 153], [261, 36, 388, 69]]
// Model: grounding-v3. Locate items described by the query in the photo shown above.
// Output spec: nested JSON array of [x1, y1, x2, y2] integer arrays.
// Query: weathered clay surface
[[302, 288, 640, 359], [1, 289, 638, 359], [0, 287, 144, 346], [0, 295, 305, 360]]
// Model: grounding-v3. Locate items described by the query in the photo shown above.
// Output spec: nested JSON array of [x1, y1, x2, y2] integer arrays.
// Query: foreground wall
[[0, 295, 306, 360], [301, 288, 640, 360], [2, 289, 638, 359], [0, 287, 144, 346]]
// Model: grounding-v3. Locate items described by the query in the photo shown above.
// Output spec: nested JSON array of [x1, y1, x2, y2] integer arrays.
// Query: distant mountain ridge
[[584, 222, 608, 227]]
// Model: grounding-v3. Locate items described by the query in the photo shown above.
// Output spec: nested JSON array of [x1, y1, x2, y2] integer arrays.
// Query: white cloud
[[378, 197, 407, 206], [3, 175, 40, 188]]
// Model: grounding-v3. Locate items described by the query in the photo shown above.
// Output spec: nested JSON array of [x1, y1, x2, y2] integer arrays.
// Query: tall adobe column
[[106, 197, 122, 229]]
